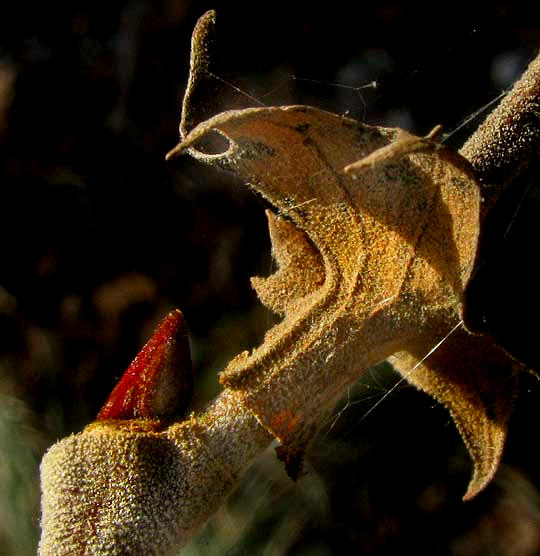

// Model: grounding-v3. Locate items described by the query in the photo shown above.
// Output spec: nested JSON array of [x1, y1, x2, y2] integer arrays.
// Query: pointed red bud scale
[[97, 309, 193, 421]]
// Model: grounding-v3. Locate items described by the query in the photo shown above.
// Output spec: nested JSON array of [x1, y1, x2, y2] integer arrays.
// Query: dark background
[[2, 2, 540, 554]]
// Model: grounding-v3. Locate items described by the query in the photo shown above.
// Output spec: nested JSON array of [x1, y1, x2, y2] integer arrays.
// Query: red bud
[[97, 309, 193, 421]]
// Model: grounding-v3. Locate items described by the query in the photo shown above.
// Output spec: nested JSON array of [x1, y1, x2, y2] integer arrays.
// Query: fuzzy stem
[[460, 51, 540, 216], [181, 388, 272, 479], [38, 390, 272, 555]]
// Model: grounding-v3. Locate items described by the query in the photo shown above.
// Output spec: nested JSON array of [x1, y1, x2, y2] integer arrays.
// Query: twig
[[460, 51, 540, 217]]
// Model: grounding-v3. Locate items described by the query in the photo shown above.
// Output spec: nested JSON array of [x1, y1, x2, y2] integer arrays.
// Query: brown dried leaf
[[390, 329, 519, 500], [166, 11, 526, 500], [168, 14, 520, 498], [251, 210, 325, 317], [167, 100, 519, 498]]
